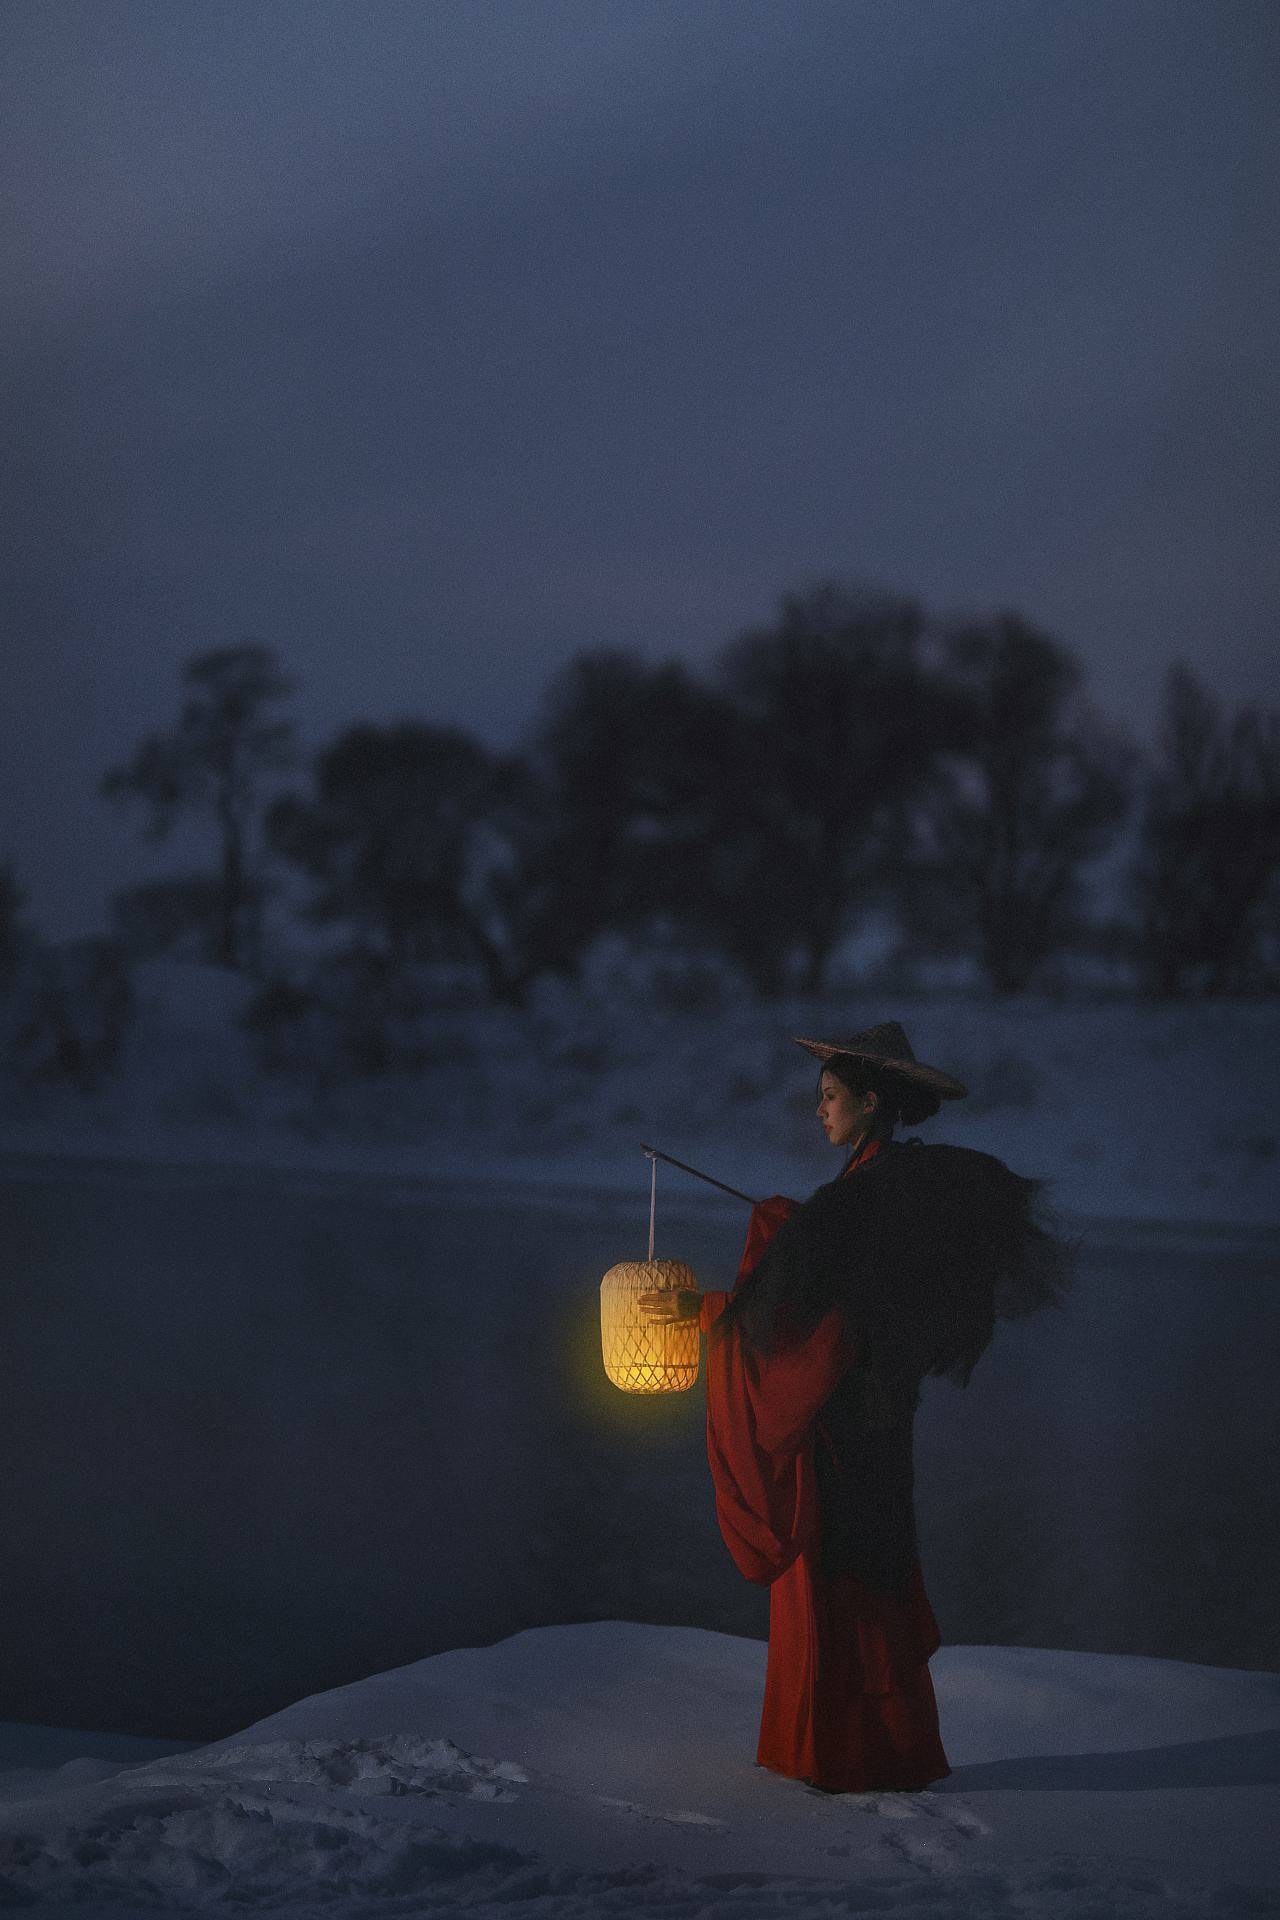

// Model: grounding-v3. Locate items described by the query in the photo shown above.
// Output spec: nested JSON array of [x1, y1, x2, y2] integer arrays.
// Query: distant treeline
[[2, 581, 1277, 1078]]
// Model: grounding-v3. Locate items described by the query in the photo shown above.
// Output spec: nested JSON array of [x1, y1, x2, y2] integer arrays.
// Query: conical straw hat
[[793, 1021, 967, 1124]]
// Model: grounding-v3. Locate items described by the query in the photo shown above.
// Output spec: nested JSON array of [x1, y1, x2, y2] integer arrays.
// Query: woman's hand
[[637, 1287, 702, 1324]]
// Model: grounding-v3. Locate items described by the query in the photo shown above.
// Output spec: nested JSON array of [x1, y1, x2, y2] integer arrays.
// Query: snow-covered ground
[[2, 957, 1278, 1230], [2, 1624, 1279, 1915]]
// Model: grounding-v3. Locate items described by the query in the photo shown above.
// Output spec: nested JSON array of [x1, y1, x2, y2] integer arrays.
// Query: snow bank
[[2, 1623, 1278, 1915], [2, 960, 1278, 1230]]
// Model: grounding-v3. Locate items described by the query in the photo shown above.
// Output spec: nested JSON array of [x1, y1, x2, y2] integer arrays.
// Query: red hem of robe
[[700, 1144, 951, 1794]]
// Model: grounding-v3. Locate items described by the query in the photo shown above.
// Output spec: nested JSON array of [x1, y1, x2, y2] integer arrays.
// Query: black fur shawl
[[713, 1136, 1079, 1392]]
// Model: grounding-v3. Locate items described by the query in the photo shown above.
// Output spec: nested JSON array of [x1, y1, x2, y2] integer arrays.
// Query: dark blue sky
[[4, 0, 1277, 938]]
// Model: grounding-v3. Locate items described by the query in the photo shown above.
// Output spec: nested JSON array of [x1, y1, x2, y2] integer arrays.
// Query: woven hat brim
[[793, 1035, 968, 1100]]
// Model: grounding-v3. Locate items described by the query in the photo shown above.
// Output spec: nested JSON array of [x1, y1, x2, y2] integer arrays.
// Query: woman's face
[[817, 1068, 876, 1148]]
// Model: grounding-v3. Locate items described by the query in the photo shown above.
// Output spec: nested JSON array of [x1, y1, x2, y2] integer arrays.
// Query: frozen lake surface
[[3, 1152, 1277, 1743]]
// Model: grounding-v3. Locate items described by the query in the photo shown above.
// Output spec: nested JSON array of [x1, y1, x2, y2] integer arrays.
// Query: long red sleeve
[[699, 1195, 855, 1584]]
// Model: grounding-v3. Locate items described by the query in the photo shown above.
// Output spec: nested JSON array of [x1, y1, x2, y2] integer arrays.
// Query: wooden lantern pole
[[639, 1143, 758, 1207]]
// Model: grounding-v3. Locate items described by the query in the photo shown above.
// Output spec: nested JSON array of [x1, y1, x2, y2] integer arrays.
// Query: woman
[[640, 1020, 1075, 1796]]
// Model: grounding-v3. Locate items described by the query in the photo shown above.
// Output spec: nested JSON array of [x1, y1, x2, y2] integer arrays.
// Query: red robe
[[698, 1134, 951, 1793]]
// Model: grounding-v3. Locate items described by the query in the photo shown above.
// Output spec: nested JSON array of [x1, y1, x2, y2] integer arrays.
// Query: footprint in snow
[[596, 1796, 728, 1830], [804, 1787, 989, 1869], [851, 1791, 990, 1868]]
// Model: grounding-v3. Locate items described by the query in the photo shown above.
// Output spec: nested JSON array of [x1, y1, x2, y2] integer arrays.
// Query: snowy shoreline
[[2, 1627, 1278, 1916], [4, 961, 1278, 1232]]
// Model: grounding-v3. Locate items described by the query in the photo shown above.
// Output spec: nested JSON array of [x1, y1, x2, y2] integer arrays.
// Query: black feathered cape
[[710, 1136, 1078, 1594]]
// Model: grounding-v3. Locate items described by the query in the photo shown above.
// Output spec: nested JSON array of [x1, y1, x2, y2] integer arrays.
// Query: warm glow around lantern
[[600, 1259, 701, 1394]]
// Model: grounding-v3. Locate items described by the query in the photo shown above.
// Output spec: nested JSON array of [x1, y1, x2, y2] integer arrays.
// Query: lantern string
[[647, 1149, 657, 1261]]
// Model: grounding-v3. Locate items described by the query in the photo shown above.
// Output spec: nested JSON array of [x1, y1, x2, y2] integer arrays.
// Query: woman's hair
[[817, 1055, 903, 1137]]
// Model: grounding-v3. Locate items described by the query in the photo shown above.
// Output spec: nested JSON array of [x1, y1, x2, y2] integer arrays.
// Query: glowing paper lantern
[[600, 1150, 701, 1393], [600, 1258, 701, 1394]]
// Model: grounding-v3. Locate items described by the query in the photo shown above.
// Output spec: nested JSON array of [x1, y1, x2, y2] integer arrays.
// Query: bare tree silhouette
[[899, 614, 1136, 995], [518, 647, 736, 984], [266, 720, 540, 1005], [1130, 664, 1280, 997], [0, 862, 29, 992], [101, 644, 296, 972], [698, 581, 961, 996]]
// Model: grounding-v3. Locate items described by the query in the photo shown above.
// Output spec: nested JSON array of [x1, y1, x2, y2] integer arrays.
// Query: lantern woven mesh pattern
[[600, 1259, 701, 1394]]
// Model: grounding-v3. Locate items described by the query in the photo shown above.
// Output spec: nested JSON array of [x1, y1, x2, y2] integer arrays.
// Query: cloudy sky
[[3, 0, 1277, 939]]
